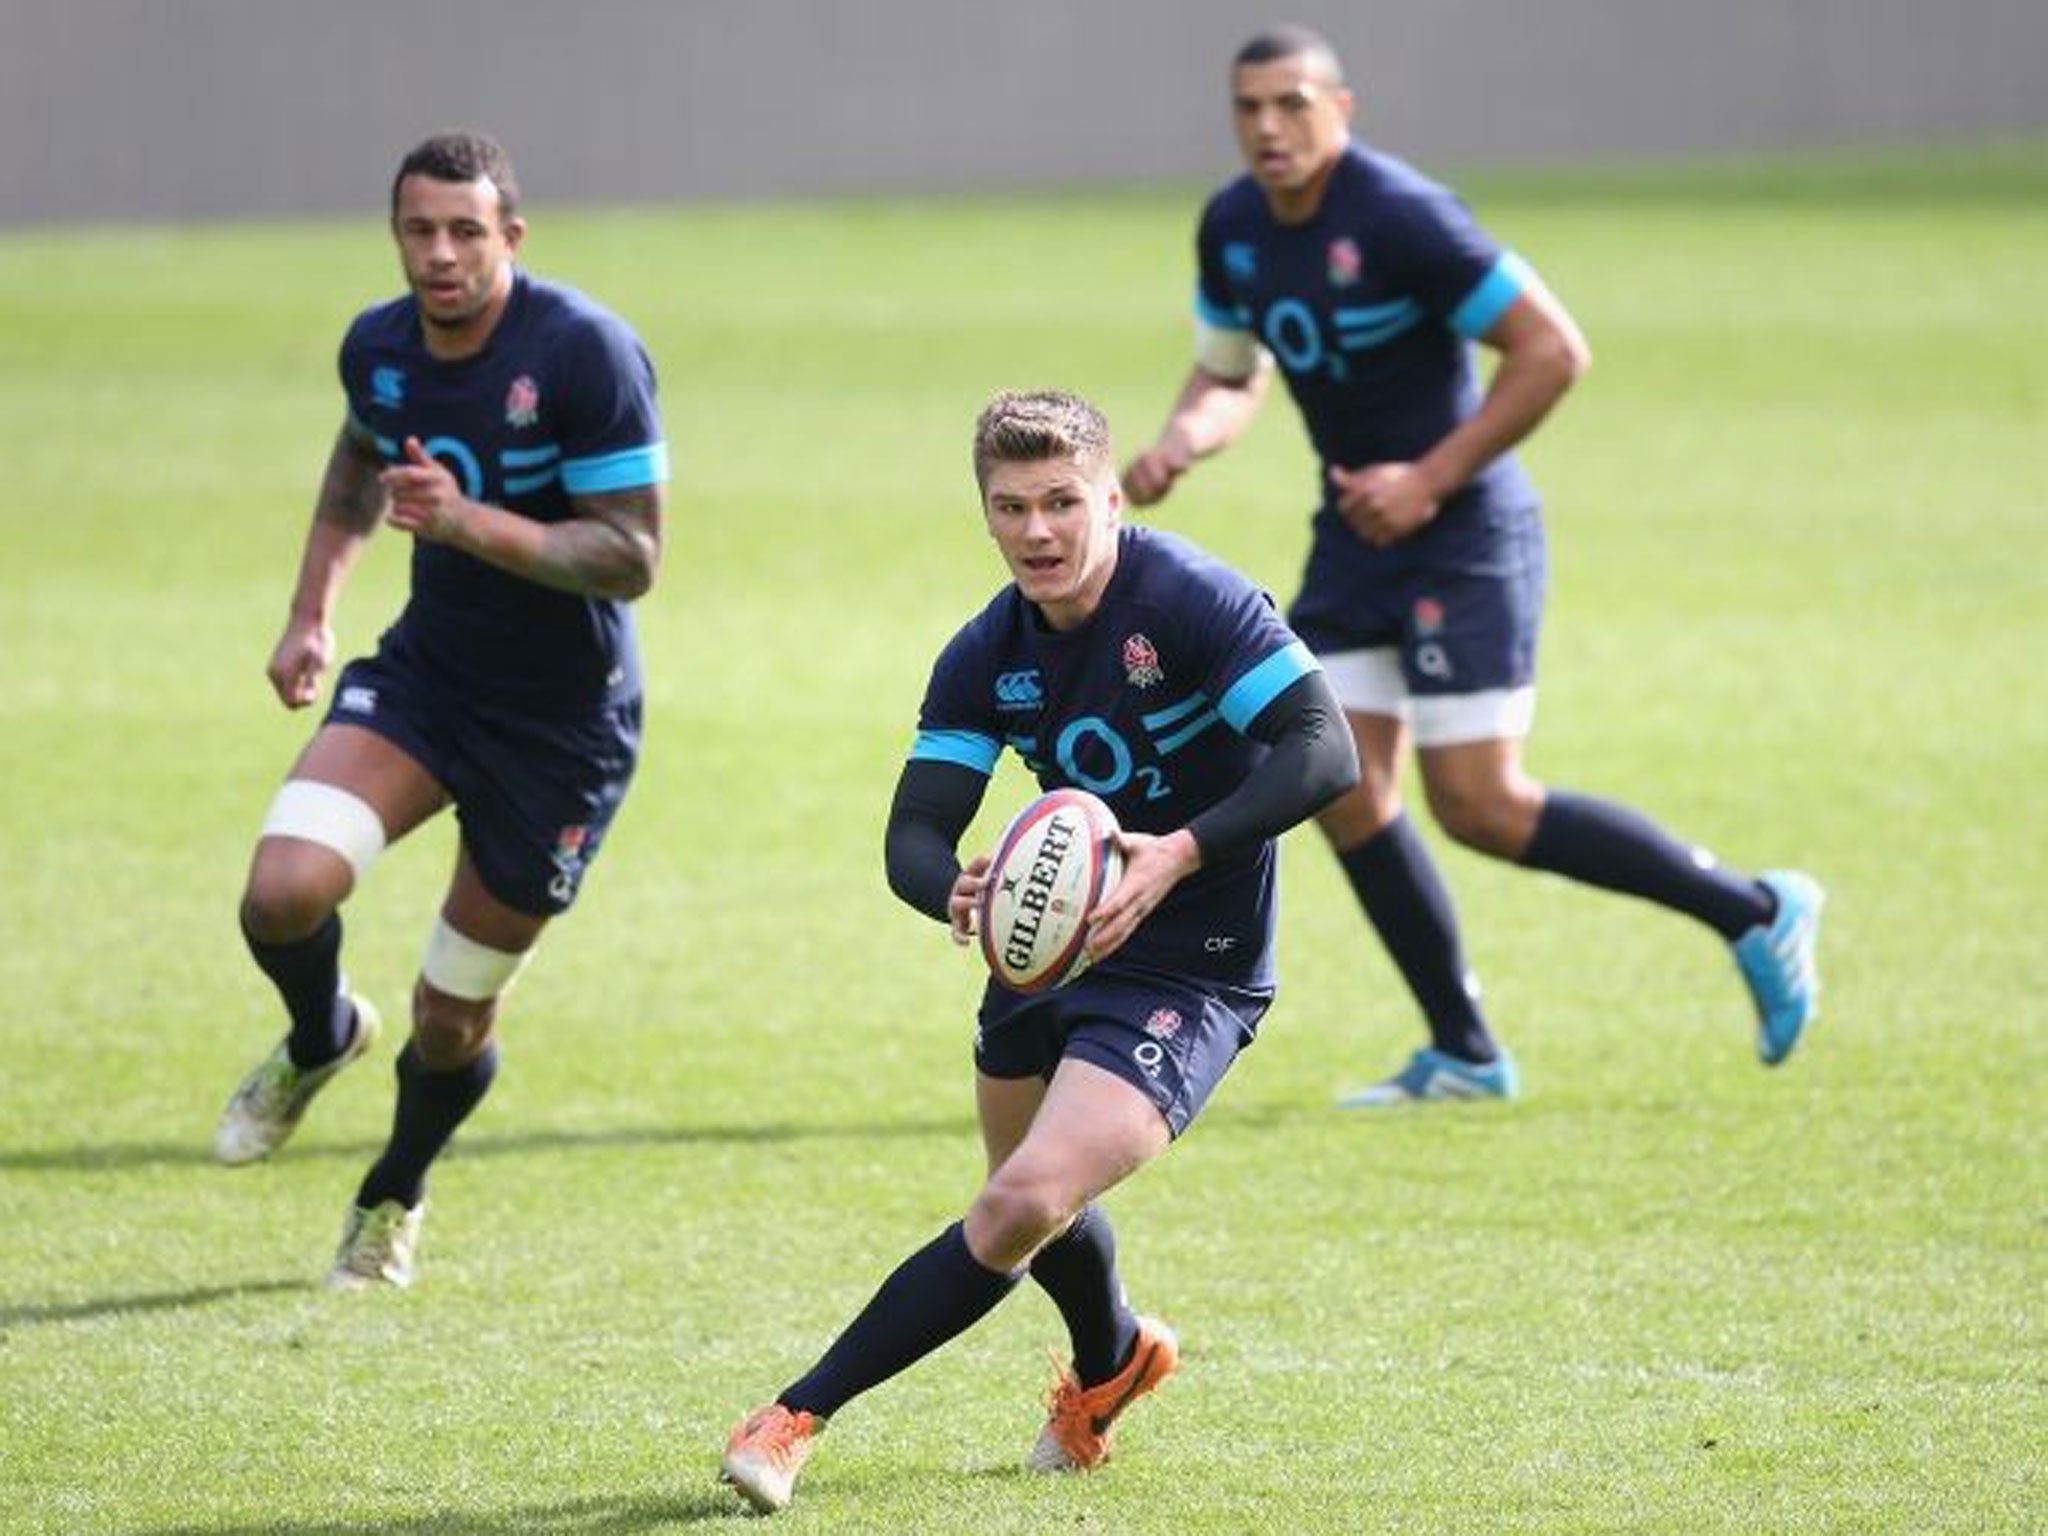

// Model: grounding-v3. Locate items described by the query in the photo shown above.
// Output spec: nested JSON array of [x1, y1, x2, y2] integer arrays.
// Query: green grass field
[[1, 141, 2043, 1534]]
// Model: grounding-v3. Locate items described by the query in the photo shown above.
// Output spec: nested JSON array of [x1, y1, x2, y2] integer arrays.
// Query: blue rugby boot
[[1734, 870, 1825, 1065], [1337, 1047, 1520, 1108]]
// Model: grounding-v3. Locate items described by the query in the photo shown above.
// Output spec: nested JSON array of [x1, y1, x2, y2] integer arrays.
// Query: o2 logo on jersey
[[1056, 716, 1172, 803], [1263, 300, 1334, 379], [1261, 295, 1424, 384], [418, 436, 485, 499]]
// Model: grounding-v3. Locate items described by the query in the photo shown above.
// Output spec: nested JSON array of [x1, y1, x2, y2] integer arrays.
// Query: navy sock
[[1029, 1204, 1139, 1388], [1337, 815, 1497, 1062], [356, 1042, 499, 1210], [780, 1222, 1020, 1419], [244, 912, 352, 1069], [1522, 790, 1771, 941]]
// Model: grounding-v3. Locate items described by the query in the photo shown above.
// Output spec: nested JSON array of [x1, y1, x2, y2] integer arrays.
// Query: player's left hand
[[1086, 829, 1202, 963], [1330, 462, 1440, 547], [948, 854, 992, 947], [382, 437, 473, 544]]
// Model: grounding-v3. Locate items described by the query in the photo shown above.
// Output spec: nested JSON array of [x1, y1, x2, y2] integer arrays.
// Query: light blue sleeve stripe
[[503, 468, 560, 495], [1333, 297, 1420, 327], [1195, 291, 1250, 332], [500, 444, 561, 468], [561, 442, 670, 494], [1218, 640, 1319, 731], [1448, 253, 1532, 339], [1154, 709, 1222, 756], [1334, 308, 1424, 351], [1140, 691, 1211, 731], [909, 729, 1001, 775]]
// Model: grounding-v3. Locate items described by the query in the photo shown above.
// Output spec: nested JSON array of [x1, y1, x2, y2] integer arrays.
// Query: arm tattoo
[[315, 427, 389, 535], [546, 484, 664, 600]]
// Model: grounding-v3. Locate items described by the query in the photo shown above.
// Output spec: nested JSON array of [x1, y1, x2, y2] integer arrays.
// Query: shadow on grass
[[132, 1490, 741, 1534], [0, 1113, 976, 1175], [0, 1277, 307, 1329]]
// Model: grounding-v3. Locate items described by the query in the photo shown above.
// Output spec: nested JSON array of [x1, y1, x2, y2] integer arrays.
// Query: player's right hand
[[948, 854, 992, 946], [266, 618, 334, 709], [1121, 435, 1194, 507], [1086, 828, 1201, 963]]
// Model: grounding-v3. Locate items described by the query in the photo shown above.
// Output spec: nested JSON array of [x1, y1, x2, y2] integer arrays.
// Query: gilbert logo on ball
[[978, 788, 1123, 993]]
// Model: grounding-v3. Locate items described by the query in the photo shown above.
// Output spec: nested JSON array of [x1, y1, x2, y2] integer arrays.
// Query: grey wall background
[[2, 0, 2044, 226]]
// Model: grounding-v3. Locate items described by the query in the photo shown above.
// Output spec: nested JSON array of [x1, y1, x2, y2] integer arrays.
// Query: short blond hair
[[972, 390, 1114, 490]]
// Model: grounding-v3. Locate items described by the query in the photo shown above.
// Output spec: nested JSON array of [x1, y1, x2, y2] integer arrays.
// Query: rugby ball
[[978, 789, 1124, 993]]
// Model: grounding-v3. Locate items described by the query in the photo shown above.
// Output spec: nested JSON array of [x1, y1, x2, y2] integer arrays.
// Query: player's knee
[[1426, 775, 1537, 858], [243, 780, 384, 939], [410, 983, 497, 1069], [419, 915, 531, 1004], [971, 1170, 1076, 1261], [238, 862, 340, 943], [411, 916, 528, 1067], [1315, 780, 1401, 851]]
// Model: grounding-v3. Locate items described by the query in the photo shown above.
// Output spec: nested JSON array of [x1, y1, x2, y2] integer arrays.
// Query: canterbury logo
[[995, 669, 1044, 707]]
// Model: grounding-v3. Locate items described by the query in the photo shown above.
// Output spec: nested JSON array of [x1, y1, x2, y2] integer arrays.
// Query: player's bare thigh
[[965, 1057, 1169, 1271], [977, 1070, 1047, 1176], [242, 723, 447, 939]]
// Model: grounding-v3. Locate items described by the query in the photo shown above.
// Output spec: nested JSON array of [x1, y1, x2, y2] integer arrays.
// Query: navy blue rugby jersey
[[339, 270, 667, 714], [910, 525, 1319, 990], [1196, 141, 1540, 558]]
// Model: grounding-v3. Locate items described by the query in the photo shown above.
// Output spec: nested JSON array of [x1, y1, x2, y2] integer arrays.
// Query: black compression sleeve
[[884, 758, 989, 922], [1184, 670, 1359, 865]]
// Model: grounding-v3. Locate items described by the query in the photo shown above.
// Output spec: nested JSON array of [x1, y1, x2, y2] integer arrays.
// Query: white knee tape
[[260, 780, 387, 881], [421, 917, 531, 1002]]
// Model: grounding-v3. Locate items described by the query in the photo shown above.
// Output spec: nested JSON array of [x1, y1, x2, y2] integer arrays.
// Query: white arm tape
[[421, 916, 532, 1002], [260, 780, 387, 881], [1194, 318, 1264, 382]]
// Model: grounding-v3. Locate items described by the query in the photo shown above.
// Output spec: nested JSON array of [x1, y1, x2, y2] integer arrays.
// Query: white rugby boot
[[214, 994, 381, 1164], [326, 1198, 425, 1291]]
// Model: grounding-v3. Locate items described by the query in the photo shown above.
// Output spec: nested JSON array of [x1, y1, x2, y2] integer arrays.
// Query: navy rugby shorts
[[1285, 503, 1546, 697], [975, 965, 1272, 1138], [323, 651, 640, 917]]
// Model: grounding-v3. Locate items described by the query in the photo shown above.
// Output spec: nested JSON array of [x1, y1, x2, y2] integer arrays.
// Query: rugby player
[[718, 390, 1358, 1512], [214, 132, 667, 1287], [1123, 27, 1824, 1104]]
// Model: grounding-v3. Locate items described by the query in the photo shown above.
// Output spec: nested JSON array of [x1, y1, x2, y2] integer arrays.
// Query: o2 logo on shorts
[[1132, 1040, 1167, 1079], [548, 824, 589, 904], [1412, 596, 1453, 681]]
